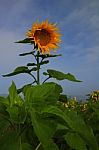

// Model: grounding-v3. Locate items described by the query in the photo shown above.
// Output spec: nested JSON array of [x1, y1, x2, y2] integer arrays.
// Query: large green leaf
[[30, 108, 59, 150], [7, 106, 19, 123], [15, 38, 34, 44], [8, 81, 18, 106], [46, 69, 82, 82], [0, 131, 33, 150], [0, 103, 10, 137], [0, 96, 9, 105], [22, 143, 33, 150], [0, 115, 10, 137], [17, 83, 32, 94], [7, 105, 26, 124], [6, 82, 26, 123], [64, 133, 87, 150], [0, 131, 20, 150], [3, 66, 30, 77], [43, 106, 98, 150], [8, 81, 23, 106], [23, 82, 62, 105]]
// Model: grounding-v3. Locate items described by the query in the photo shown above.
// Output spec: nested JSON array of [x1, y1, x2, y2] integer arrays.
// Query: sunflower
[[26, 20, 61, 54]]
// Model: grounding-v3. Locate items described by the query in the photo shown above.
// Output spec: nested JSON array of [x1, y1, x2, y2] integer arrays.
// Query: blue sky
[[0, 0, 99, 97]]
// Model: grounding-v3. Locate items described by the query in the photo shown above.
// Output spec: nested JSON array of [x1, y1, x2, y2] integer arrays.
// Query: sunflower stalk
[[37, 51, 40, 85], [1, 20, 85, 150]]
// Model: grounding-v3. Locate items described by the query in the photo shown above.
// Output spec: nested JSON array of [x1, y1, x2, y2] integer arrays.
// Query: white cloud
[[60, 0, 99, 32], [62, 42, 99, 65], [0, 0, 51, 33]]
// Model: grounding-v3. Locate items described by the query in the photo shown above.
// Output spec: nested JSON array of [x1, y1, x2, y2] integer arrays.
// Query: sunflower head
[[26, 20, 61, 54]]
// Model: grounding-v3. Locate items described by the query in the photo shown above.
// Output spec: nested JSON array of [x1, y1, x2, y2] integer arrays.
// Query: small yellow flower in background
[[65, 103, 68, 108], [80, 103, 88, 112], [90, 90, 99, 102], [27, 19, 61, 54]]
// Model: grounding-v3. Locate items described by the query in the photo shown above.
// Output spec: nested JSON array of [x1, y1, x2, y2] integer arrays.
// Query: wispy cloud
[[60, 0, 99, 29], [0, 0, 31, 27], [0, 0, 51, 32], [62, 43, 99, 64], [59, 0, 99, 68]]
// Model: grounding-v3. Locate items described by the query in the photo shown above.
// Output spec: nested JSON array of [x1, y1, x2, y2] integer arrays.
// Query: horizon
[[0, 93, 88, 101]]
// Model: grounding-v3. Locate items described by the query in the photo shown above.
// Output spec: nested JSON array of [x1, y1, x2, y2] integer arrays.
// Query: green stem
[[35, 142, 42, 150], [29, 72, 37, 84], [19, 136, 22, 150], [37, 51, 40, 85], [18, 123, 22, 150], [43, 76, 51, 83]]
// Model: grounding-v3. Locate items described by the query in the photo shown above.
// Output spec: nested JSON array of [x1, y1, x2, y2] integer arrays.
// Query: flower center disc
[[34, 29, 51, 46]]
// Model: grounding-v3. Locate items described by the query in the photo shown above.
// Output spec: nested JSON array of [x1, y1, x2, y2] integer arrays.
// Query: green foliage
[[0, 130, 33, 150], [0, 131, 20, 150], [0, 81, 99, 150], [21, 143, 33, 150], [45, 69, 82, 82], [3, 66, 30, 77], [23, 82, 62, 104], [3, 37, 82, 86], [3, 34, 96, 150], [0, 103, 10, 137], [42, 106, 98, 150], [30, 108, 59, 150], [64, 133, 87, 150]]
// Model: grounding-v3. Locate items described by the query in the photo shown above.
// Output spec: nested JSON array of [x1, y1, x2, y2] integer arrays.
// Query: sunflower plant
[[1, 20, 99, 150], [3, 20, 81, 90]]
